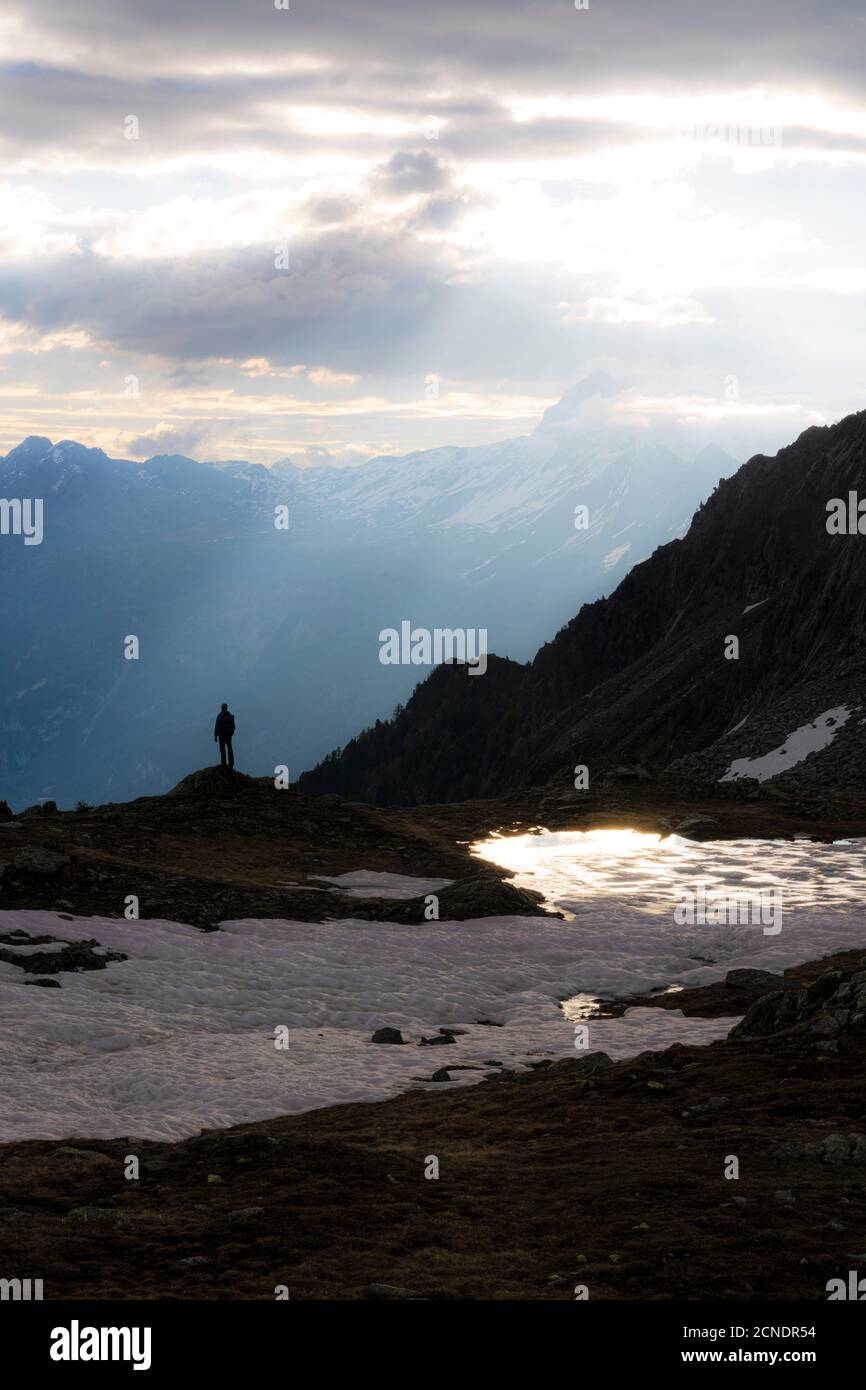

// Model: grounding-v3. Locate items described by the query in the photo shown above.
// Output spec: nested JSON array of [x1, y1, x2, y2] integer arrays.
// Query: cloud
[[122, 421, 211, 458], [2, 0, 866, 467], [374, 149, 451, 194], [569, 296, 716, 328], [276, 442, 378, 470], [5, 0, 866, 97]]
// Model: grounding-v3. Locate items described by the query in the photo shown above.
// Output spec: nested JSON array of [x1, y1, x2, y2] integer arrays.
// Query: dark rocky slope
[[300, 411, 866, 805]]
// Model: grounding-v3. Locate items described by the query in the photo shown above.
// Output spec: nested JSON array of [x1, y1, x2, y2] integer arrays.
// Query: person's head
[[221, 703, 228, 712]]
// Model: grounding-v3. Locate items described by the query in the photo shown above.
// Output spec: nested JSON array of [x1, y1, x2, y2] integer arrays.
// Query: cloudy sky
[[2, 0, 866, 466]]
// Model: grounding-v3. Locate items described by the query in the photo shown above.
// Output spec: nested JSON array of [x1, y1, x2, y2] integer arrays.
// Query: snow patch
[[602, 543, 631, 570], [720, 706, 853, 783], [0, 907, 728, 1142], [318, 870, 454, 899]]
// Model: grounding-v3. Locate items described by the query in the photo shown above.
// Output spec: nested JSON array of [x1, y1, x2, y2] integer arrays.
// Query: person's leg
[[227, 737, 234, 769], [219, 737, 227, 767]]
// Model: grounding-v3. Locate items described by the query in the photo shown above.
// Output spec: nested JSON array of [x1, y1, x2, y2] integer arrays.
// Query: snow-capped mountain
[[0, 380, 738, 807]]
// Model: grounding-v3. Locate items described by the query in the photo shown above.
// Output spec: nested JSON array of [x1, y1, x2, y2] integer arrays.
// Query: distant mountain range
[[300, 409, 866, 806], [0, 376, 737, 808]]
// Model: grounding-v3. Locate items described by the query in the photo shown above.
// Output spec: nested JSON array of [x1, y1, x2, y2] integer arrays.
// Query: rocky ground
[[0, 767, 551, 929], [2, 767, 866, 933], [1, 766, 865, 1300]]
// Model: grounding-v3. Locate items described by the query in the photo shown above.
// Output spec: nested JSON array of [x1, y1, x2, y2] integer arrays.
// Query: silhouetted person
[[214, 703, 235, 770]]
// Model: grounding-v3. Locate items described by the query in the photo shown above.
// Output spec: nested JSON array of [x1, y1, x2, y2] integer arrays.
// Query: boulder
[[730, 968, 861, 1039], [13, 845, 70, 875], [547, 1051, 614, 1077], [56, 1147, 113, 1166], [724, 968, 784, 991], [371, 1027, 405, 1045]]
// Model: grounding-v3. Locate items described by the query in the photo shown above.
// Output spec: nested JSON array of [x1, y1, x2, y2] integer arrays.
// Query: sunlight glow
[[473, 828, 866, 922], [474, 827, 666, 881]]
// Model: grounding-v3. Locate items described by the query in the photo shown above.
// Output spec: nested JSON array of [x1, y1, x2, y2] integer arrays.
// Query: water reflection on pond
[[472, 827, 866, 920]]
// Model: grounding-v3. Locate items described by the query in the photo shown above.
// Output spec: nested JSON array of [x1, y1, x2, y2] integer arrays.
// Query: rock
[[430, 874, 555, 921], [227, 1207, 266, 1222], [724, 968, 784, 991], [762, 783, 791, 801], [21, 801, 58, 818], [419, 1032, 456, 1046], [730, 992, 801, 1038], [13, 845, 70, 875], [430, 1068, 453, 1082], [66, 1206, 122, 1224], [371, 1027, 405, 1045], [547, 1051, 614, 1077], [850, 1135, 866, 1165], [0, 938, 126, 976], [773, 1133, 866, 1166], [179, 1256, 210, 1267], [771, 1141, 808, 1161], [23, 977, 61, 987], [730, 967, 863, 1039], [675, 815, 718, 833], [809, 1013, 845, 1037], [56, 1147, 113, 1166], [605, 764, 653, 782], [0, 800, 12, 821], [688, 1095, 731, 1116], [806, 1134, 858, 1166]]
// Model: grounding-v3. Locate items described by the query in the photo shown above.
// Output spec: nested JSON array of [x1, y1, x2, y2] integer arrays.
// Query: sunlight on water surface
[[473, 828, 866, 919]]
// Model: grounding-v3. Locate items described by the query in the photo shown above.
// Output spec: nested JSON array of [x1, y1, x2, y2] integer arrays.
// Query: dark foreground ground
[[0, 949, 864, 1301], [1, 768, 865, 1300]]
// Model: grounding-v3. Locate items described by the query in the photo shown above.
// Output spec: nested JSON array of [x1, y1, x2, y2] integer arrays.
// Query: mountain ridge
[[299, 408, 866, 806]]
